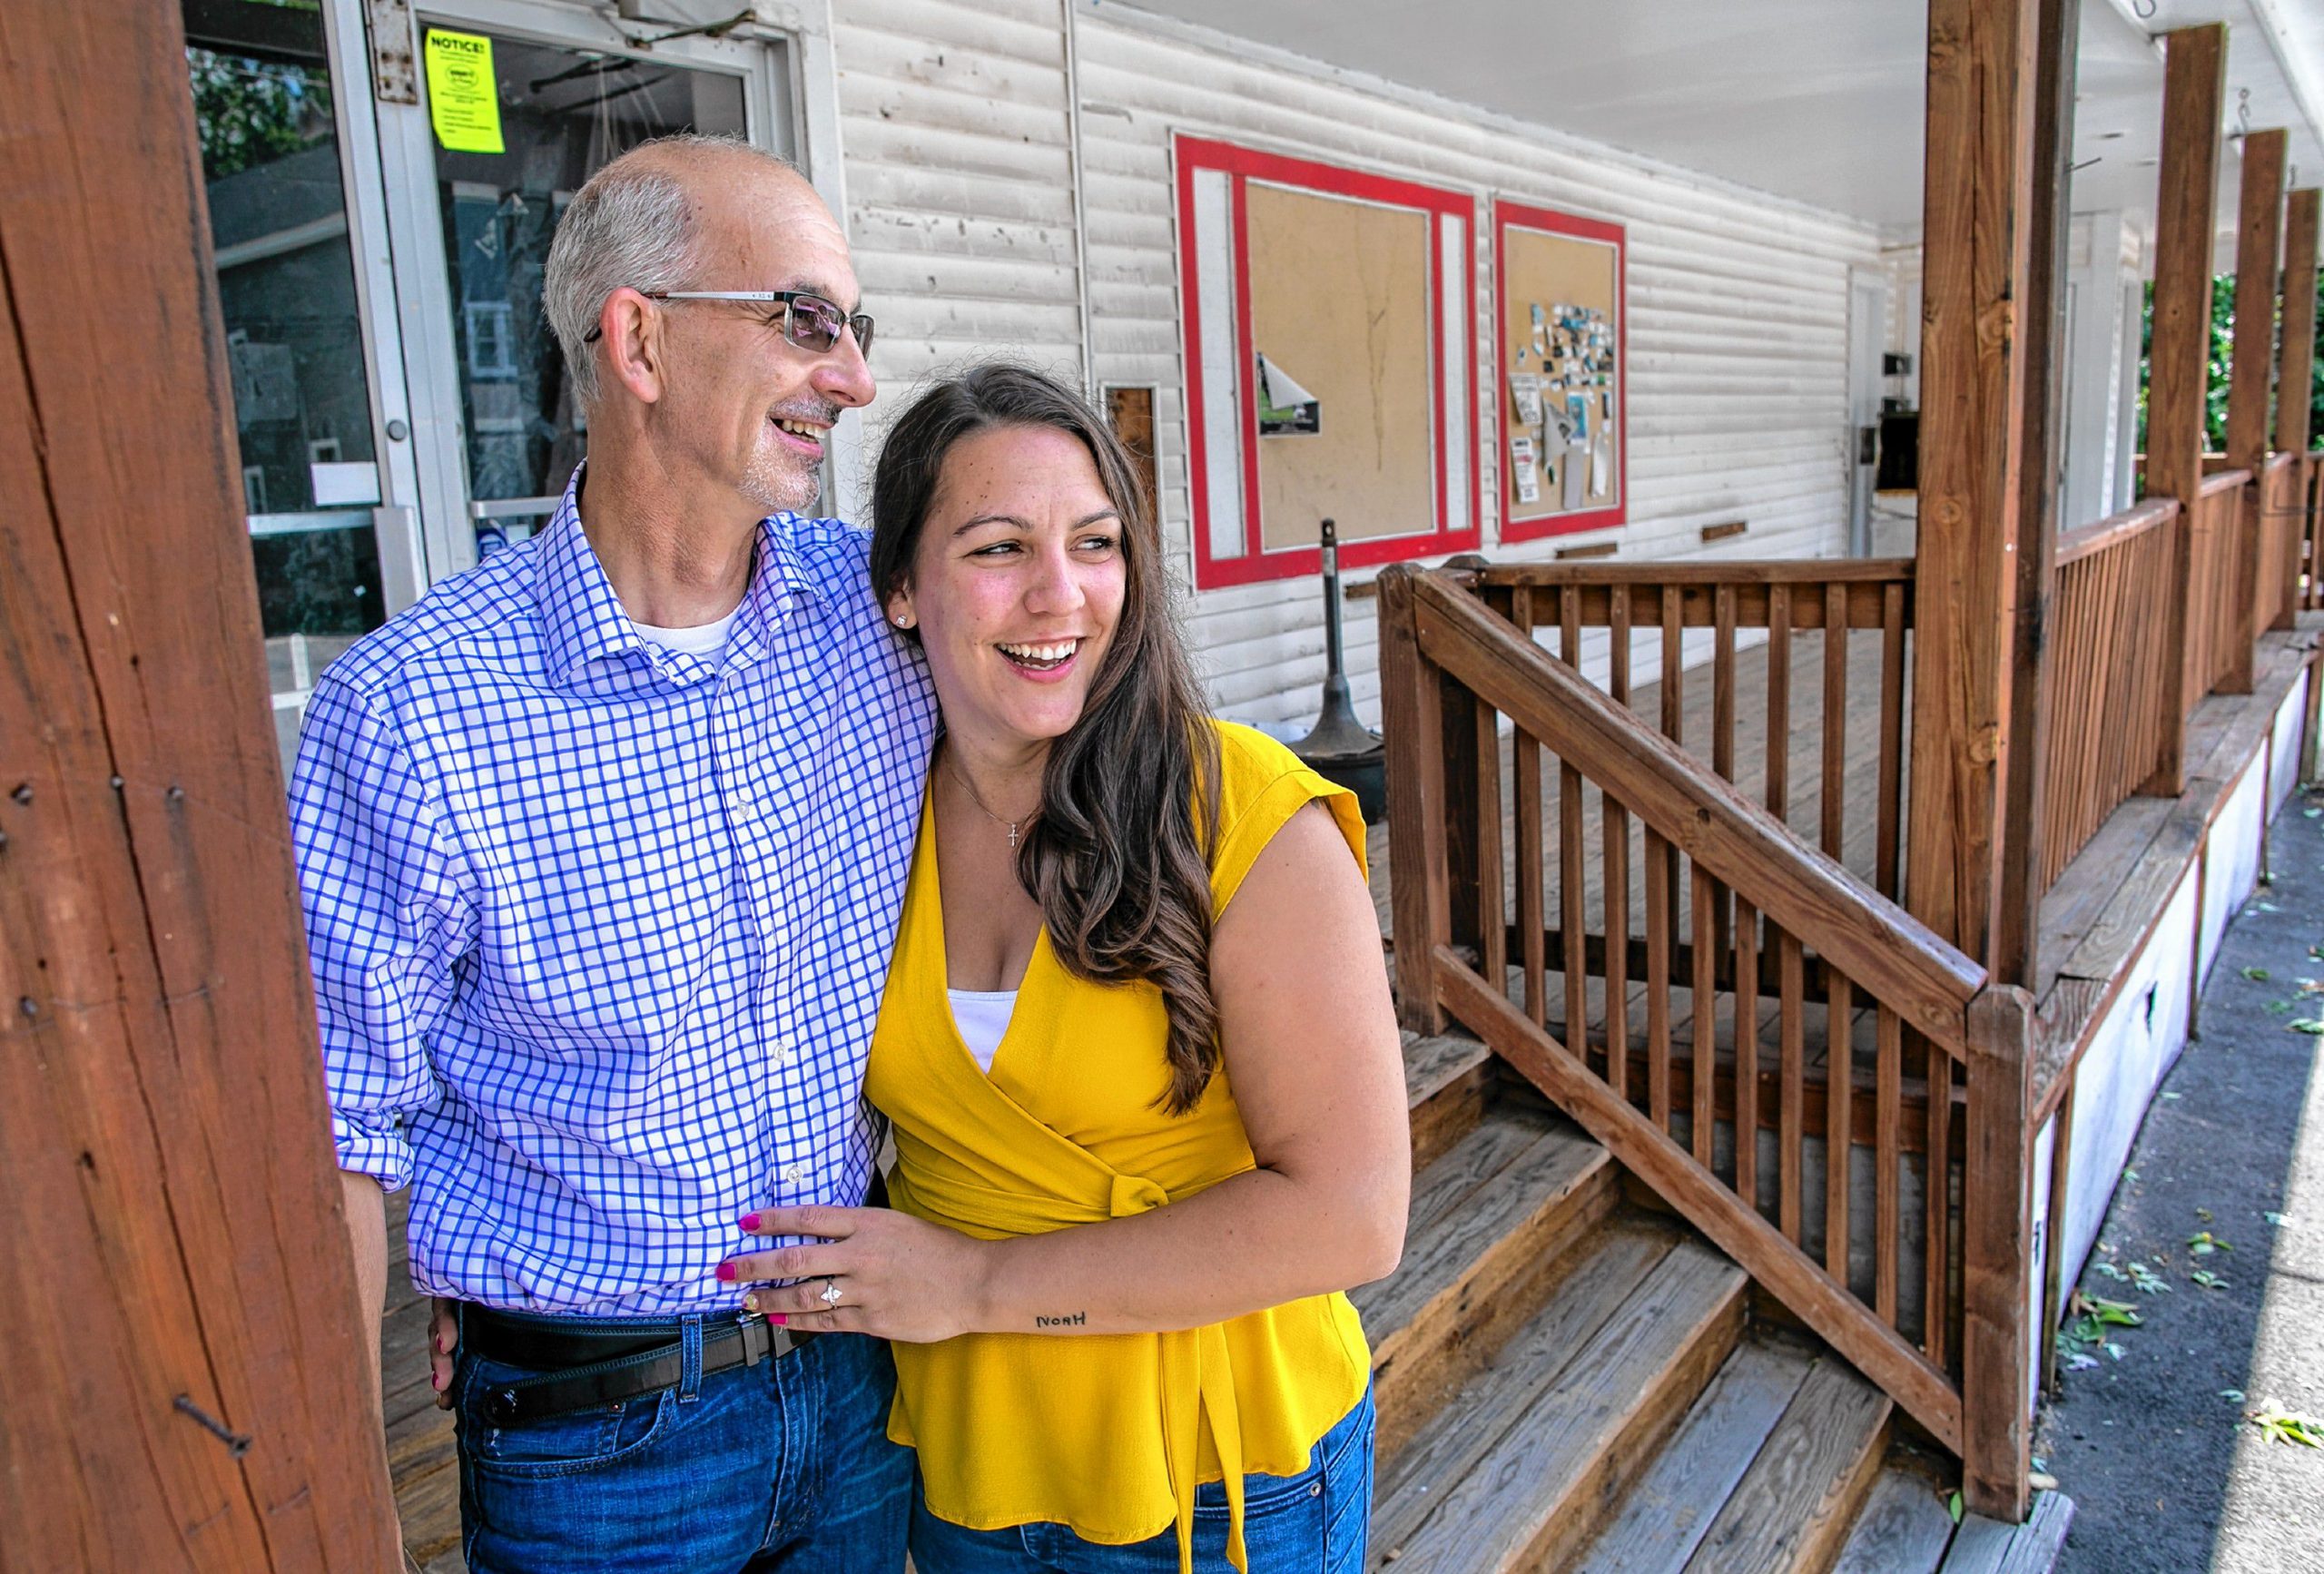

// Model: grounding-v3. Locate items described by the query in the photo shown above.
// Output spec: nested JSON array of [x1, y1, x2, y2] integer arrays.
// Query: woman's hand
[[721, 1205, 994, 1343]]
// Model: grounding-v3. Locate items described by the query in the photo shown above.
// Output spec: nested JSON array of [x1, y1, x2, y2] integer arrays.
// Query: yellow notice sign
[[425, 30, 503, 153]]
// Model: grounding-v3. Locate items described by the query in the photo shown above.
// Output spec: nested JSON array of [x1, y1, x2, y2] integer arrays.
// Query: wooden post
[[2221, 128, 2286, 692], [1910, 0, 2068, 972], [2276, 189, 2319, 457], [2142, 25, 2230, 793], [2280, 189, 2320, 628], [1995, 0, 2081, 989], [0, 6, 401, 1569], [1914, 0, 2075, 1523], [1962, 989, 2038, 1521], [1380, 566, 1452, 1034]]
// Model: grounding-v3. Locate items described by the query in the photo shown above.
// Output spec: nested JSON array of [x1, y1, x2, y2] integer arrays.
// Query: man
[[290, 135, 932, 1571]]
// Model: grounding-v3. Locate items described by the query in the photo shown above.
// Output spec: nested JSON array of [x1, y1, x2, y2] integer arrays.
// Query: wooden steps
[[1360, 1031, 2071, 1574], [1355, 1097, 1617, 1455], [1370, 1225, 1748, 1569]]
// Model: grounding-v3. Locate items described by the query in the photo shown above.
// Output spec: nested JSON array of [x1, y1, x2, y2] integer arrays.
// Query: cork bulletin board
[[1497, 201, 1626, 539], [1173, 134, 1479, 589], [1245, 182, 1433, 552]]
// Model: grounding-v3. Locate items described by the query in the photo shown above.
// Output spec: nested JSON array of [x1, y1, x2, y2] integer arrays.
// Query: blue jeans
[[907, 1385, 1375, 1574], [455, 1321, 911, 1573]]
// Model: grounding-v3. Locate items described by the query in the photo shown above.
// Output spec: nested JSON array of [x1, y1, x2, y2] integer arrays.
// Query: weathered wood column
[[2142, 25, 2230, 792], [2279, 188, 2320, 626], [0, 7, 401, 1569], [2221, 127, 2286, 691], [2277, 189, 2319, 459], [1910, 0, 2074, 977], [1912, 0, 2079, 1521]]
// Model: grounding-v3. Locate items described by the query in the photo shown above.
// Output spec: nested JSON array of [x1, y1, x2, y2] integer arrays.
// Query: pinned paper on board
[[426, 30, 505, 154], [1255, 351, 1322, 436], [1508, 372, 1545, 428], [1509, 435, 1541, 505]]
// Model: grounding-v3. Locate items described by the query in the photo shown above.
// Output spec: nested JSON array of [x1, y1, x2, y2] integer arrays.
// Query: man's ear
[[601, 288, 665, 405]]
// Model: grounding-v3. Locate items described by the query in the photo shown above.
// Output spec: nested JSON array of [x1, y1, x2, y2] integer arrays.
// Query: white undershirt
[[632, 607, 738, 658], [947, 987, 1019, 1074]]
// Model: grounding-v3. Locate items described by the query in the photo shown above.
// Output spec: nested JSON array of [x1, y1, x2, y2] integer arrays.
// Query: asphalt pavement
[[2042, 789, 2324, 1570]]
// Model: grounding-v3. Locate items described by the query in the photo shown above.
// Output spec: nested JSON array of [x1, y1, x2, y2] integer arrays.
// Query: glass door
[[181, 0, 419, 769], [375, 3, 795, 564]]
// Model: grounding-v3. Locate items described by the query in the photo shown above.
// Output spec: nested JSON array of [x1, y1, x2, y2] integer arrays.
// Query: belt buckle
[[739, 1311, 803, 1365]]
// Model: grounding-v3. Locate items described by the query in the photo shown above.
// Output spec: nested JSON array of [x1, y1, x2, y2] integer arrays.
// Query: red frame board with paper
[[1496, 200, 1626, 540]]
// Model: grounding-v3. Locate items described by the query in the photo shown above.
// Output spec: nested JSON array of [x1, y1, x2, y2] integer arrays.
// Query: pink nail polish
[[431, 1371, 445, 1391], [716, 1261, 738, 1283], [767, 1313, 788, 1326], [739, 1212, 762, 1232]]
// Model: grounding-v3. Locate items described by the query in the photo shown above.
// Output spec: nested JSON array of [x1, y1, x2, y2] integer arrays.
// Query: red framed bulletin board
[[1495, 200, 1627, 541], [1175, 135, 1480, 589]]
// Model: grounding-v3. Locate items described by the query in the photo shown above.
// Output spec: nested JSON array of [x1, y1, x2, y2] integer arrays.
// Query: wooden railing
[[2038, 500, 2180, 887], [2186, 467, 2254, 705], [1380, 562, 2027, 1505], [1462, 559, 1915, 900], [2255, 452, 2304, 631], [2305, 457, 2324, 612]]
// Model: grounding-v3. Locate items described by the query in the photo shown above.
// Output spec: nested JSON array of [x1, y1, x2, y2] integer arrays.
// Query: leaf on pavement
[[2250, 1402, 2324, 1448]]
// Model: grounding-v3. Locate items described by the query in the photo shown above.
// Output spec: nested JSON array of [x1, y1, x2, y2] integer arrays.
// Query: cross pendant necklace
[[944, 750, 1034, 849]]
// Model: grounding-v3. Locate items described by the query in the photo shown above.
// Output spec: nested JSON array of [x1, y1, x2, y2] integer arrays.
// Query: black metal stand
[[1292, 518, 1388, 822]]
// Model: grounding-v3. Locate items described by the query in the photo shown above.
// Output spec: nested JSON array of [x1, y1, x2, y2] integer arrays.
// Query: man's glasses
[[584, 290, 874, 358]]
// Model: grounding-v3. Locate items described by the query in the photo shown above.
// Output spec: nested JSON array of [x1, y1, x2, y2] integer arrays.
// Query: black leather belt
[[461, 1306, 818, 1426]]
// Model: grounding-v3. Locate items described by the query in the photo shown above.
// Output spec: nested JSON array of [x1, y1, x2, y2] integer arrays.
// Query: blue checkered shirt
[[289, 472, 935, 1314]]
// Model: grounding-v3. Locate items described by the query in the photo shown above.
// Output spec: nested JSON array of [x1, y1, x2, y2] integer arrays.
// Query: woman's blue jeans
[[907, 1385, 1376, 1573]]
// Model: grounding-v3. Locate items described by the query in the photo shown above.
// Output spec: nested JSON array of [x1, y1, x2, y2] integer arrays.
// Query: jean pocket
[[459, 1356, 679, 1479]]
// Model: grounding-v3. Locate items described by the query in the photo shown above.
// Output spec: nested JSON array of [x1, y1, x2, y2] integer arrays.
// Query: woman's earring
[[893, 613, 914, 629]]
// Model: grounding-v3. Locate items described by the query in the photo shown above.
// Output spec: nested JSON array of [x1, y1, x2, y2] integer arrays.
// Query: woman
[[724, 364, 1409, 1573]]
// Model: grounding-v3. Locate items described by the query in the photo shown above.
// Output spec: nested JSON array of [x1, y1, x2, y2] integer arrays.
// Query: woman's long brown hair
[[871, 365, 1224, 1113]]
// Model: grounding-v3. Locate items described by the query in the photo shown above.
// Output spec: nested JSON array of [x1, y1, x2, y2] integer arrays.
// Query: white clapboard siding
[[835, 0, 1085, 504], [830, 1, 1879, 730]]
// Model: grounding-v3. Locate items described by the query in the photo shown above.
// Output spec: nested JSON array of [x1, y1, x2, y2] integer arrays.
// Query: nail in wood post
[[1962, 989, 2036, 1521], [2139, 25, 2229, 795], [1379, 567, 1451, 1034], [2221, 127, 2286, 694]]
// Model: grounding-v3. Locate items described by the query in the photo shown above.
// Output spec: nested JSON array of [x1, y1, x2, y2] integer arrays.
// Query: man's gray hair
[[544, 133, 803, 409]]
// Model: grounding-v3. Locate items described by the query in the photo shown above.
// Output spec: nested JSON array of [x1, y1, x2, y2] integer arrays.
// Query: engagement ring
[[820, 1278, 843, 1307]]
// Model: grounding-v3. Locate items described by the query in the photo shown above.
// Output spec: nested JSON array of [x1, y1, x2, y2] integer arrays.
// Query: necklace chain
[[943, 750, 1038, 850]]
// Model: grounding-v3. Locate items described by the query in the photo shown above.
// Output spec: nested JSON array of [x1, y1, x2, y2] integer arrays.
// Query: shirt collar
[[535, 463, 830, 686]]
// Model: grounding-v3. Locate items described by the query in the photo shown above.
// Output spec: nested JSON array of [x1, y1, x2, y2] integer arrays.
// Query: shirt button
[[783, 1164, 806, 1183], [772, 1044, 793, 1066]]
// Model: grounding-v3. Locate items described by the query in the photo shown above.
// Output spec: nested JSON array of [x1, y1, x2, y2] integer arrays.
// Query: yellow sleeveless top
[[863, 722, 1373, 1574]]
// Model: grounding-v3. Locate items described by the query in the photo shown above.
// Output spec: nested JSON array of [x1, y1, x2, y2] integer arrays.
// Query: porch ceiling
[[1107, 0, 2324, 250]]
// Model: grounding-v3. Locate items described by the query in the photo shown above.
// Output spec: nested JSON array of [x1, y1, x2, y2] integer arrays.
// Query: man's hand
[[429, 1298, 458, 1408], [721, 1205, 992, 1343]]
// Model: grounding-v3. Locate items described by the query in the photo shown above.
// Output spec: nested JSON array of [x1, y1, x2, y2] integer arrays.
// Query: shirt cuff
[[332, 1112, 415, 1194]]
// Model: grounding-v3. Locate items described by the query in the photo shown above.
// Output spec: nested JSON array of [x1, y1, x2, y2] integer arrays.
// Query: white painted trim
[[320, 0, 429, 611], [783, 0, 867, 519], [2245, 0, 2324, 165], [1440, 211, 1470, 541], [1063, 0, 1097, 398], [1191, 165, 1243, 563]]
